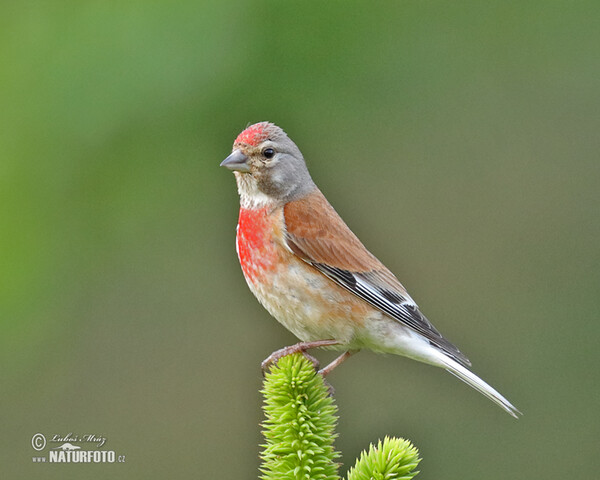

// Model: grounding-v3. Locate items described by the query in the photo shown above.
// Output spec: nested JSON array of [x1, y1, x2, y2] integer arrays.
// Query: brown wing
[[283, 189, 470, 367]]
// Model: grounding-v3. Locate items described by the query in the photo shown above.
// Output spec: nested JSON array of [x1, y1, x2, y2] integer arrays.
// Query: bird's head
[[221, 122, 315, 208]]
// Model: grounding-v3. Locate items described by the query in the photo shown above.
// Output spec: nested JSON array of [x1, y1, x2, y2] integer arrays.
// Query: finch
[[221, 121, 520, 418]]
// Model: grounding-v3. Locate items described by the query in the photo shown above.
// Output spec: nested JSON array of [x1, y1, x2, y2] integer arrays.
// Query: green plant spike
[[346, 436, 421, 480], [260, 353, 421, 480], [260, 353, 340, 480]]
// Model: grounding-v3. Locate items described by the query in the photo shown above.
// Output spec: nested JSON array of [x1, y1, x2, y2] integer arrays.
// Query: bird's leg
[[261, 339, 340, 374], [318, 350, 358, 376]]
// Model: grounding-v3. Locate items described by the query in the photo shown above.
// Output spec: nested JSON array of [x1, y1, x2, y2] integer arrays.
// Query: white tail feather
[[434, 351, 521, 418]]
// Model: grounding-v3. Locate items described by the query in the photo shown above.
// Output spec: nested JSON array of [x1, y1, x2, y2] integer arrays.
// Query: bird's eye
[[262, 148, 275, 159]]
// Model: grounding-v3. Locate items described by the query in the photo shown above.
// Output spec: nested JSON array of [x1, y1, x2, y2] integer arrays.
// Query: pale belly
[[245, 257, 376, 345]]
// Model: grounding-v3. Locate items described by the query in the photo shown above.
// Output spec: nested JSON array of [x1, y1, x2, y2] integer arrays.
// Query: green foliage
[[260, 353, 421, 480], [346, 437, 420, 480]]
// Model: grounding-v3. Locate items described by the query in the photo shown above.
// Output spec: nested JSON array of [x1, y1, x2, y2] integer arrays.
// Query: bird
[[221, 121, 520, 418]]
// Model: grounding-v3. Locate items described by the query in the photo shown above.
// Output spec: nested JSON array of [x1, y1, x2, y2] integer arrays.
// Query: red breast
[[236, 207, 280, 284]]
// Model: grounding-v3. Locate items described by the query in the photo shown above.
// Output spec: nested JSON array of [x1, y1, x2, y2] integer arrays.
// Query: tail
[[433, 350, 521, 418]]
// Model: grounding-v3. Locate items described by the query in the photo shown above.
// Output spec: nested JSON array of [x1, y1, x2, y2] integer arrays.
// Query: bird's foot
[[261, 339, 339, 375], [318, 350, 357, 376]]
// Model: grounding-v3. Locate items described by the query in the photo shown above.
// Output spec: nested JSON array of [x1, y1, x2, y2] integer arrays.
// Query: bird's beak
[[220, 150, 250, 173]]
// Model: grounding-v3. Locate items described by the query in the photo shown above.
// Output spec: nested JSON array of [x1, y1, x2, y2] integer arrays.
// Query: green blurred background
[[1, 1, 598, 478]]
